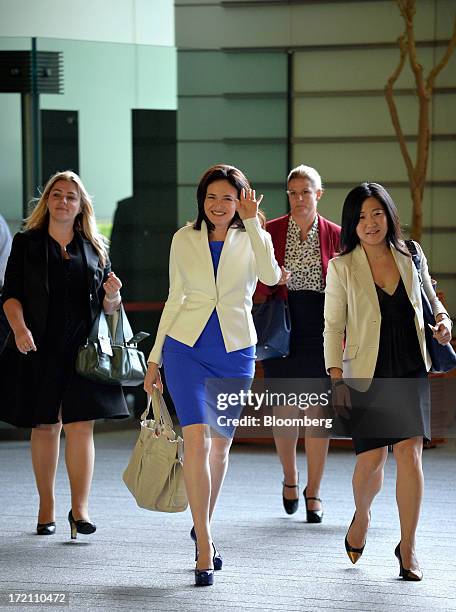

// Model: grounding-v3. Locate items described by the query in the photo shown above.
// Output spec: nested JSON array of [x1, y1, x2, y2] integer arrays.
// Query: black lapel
[[27, 229, 49, 293], [76, 232, 100, 289]]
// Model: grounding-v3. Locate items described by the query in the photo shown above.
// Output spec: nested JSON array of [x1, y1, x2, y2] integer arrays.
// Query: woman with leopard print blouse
[[255, 164, 340, 521]]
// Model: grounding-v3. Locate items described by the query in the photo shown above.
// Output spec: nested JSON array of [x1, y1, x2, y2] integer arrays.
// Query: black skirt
[[262, 290, 327, 380], [349, 366, 430, 454]]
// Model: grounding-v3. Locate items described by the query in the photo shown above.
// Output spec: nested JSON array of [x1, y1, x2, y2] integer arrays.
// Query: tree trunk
[[410, 185, 423, 241]]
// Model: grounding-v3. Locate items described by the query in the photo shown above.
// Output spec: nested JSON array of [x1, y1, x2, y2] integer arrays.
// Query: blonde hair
[[25, 170, 108, 266], [287, 164, 323, 192]]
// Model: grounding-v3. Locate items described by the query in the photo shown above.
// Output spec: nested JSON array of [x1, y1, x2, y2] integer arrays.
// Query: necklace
[[60, 244, 71, 259]]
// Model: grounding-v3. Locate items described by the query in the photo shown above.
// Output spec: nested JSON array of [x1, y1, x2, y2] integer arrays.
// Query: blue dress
[[162, 241, 255, 435]]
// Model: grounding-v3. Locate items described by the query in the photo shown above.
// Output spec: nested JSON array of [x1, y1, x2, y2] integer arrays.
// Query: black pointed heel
[[303, 486, 323, 523], [190, 526, 222, 570], [394, 542, 423, 581], [36, 522, 56, 536], [344, 511, 370, 564], [282, 481, 299, 515], [68, 510, 96, 540]]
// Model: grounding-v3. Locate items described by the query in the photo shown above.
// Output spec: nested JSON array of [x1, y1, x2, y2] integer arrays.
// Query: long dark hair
[[340, 182, 409, 256], [193, 164, 265, 231]]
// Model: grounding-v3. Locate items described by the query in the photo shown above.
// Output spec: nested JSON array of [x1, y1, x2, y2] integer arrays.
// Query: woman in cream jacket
[[144, 164, 281, 586], [324, 183, 452, 581]]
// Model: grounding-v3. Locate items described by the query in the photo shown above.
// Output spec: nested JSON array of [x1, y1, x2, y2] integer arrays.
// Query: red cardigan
[[256, 213, 341, 300]]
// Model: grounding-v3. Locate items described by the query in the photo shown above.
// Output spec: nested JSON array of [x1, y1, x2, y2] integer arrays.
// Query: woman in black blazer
[[1, 171, 129, 538]]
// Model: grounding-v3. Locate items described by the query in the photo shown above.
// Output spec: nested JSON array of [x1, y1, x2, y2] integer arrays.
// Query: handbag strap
[[405, 240, 422, 280], [141, 389, 174, 429], [87, 309, 112, 344], [113, 304, 134, 345]]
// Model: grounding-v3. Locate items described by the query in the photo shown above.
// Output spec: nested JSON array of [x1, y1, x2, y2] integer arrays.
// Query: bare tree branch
[[385, 33, 415, 182], [427, 17, 456, 91], [415, 99, 430, 187], [400, 0, 427, 98]]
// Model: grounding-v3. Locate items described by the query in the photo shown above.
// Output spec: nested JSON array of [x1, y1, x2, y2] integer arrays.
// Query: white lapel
[[391, 243, 415, 302], [351, 245, 380, 313]]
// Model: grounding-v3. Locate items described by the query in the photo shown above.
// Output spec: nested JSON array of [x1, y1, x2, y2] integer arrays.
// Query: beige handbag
[[122, 390, 188, 512]]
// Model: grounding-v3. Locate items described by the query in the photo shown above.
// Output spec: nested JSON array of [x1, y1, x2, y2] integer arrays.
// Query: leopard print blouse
[[284, 215, 324, 293]]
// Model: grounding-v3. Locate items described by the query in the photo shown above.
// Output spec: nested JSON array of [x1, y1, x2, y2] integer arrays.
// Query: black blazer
[[2, 228, 111, 349]]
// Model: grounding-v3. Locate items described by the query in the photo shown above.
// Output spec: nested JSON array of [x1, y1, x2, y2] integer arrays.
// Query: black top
[[374, 277, 425, 377], [2, 229, 111, 349], [44, 235, 89, 354]]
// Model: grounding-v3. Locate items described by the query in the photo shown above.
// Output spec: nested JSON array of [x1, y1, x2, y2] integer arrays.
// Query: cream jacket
[[148, 217, 281, 366], [323, 242, 448, 387]]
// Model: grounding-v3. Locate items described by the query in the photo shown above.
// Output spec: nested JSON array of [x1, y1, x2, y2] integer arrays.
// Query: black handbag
[[252, 298, 291, 361], [405, 240, 456, 373], [76, 305, 150, 386]]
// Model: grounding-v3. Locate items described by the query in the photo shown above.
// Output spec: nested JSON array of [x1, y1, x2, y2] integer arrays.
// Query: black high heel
[[282, 481, 299, 515], [344, 511, 370, 564], [303, 486, 323, 523], [68, 510, 96, 540], [394, 542, 423, 581], [36, 522, 56, 536], [190, 526, 223, 570]]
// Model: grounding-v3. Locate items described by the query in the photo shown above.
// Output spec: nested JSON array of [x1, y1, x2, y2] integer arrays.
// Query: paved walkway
[[0, 432, 455, 611]]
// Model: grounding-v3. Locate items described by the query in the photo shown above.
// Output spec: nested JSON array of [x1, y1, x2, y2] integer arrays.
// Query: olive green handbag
[[76, 305, 149, 386]]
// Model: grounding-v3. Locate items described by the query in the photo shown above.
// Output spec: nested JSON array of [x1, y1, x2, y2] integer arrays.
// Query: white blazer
[[323, 242, 448, 387], [148, 217, 281, 366]]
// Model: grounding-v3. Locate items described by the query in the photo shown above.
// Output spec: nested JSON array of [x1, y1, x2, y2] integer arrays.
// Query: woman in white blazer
[[324, 183, 452, 581], [144, 164, 280, 586]]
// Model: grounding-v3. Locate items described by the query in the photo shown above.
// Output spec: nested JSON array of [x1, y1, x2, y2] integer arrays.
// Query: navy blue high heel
[[194, 568, 214, 587], [190, 526, 223, 570]]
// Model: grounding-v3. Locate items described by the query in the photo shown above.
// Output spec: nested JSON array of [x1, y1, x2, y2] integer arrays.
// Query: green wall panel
[[293, 141, 456, 183], [178, 142, 286, 184], [294, 48, 456, 92], [293, 94, 456, 137], [179, 51, 287, 95], [177, 1, 456, 50], [179, 97, 286, 140]]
